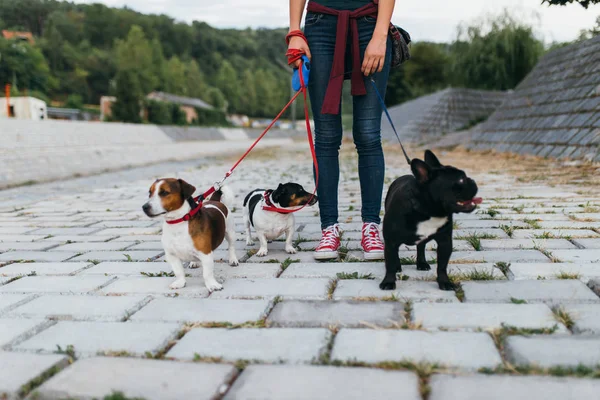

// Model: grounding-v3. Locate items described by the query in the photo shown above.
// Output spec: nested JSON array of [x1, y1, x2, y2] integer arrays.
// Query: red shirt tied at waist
[[306, 1, 379, 115]]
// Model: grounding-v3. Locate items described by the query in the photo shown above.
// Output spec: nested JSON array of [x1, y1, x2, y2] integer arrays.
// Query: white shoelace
[[362, 223, 383, 248], [318, 224, 340, 248]]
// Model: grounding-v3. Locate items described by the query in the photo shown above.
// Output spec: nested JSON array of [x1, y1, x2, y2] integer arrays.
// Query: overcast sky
[[73, 0, 599, 43]]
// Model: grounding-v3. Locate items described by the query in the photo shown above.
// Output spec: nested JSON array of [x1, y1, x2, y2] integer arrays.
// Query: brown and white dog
[[142, 178, 238, 292]]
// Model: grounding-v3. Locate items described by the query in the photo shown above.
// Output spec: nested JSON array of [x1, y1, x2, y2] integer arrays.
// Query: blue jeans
[[305, 12, 391, 229]]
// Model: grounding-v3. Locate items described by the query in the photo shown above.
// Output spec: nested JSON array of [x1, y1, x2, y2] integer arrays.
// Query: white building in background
[[0, 96, 47, 120]]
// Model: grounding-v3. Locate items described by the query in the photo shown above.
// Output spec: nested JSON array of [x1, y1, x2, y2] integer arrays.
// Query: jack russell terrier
[[142, 178, 238, 292], [243, 183, 317, 257]]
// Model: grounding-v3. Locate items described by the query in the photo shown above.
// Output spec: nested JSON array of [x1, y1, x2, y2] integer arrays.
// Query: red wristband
[[286, 30, 307, 45]]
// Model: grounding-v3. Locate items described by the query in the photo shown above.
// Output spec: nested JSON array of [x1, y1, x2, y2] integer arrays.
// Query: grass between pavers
[[479, 364, 600, 379], [499, 224, 516, 238], [533, 245, 562, 263], [326, 279, 338, 300], [336, 271, 375, 280], [455, 233, 498, 240], [555, 271, 582, 280], [494, 262, 511, 276], [478, 209, 500, 218], [552, 306, 576, 331], [510, 297, 528, 304], [464, 233, 482, 251], [1, 271, 37, 284], [523, 218, 542, 229], [140, 271, 191, 278]]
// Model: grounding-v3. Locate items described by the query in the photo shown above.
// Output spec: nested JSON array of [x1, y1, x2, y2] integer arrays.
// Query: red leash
[[166, 49, 318, 224]]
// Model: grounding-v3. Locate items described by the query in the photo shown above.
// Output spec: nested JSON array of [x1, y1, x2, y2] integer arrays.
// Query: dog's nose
[[142, 203, 151, 212]]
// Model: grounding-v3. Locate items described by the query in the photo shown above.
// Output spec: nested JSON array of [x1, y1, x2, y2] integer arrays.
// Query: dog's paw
[[205, 280, 223, 292], [285, 246, 297, 254], [379, 280, 397, 291], [245, 239, 255, 246], [188, 262, 201, 269], [416, 262, 431, 271], [256, 248, 268, 257], [169, 279, 186, 290], [229, 257, 239, 267], [437, 279, 457, 291]]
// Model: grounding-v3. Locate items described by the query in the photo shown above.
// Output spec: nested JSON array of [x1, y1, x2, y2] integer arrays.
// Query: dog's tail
[[209, 185, 235, 212]]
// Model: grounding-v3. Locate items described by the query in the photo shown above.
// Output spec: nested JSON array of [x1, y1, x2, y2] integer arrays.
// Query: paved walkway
[[0, 144, 599, 399]]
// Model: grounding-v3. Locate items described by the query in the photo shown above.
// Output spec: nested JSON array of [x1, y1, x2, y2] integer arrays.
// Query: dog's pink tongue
[[472, 197, 483, 205]]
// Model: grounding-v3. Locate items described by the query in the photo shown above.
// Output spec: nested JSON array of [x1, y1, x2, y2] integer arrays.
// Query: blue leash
[[369, 77, 412, 165]]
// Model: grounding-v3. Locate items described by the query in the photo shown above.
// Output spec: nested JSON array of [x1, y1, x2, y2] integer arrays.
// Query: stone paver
[[333, 280, 459, 302], [168, 328, 331, 363], [479, 239, 576, 250], [563, 304, 600, 334], [224, 365, 420, 400], [331, 329, 502, 369], [550, 249, 600, 263], [0, 251, 78, 262], [100, 277, 210, 298], [512, 229, 599, 239], [49, 242, 137, 252], [7, 295, 149, 322], [506, 335, 600, 368], [413, 303, 565, 331], [0, 294, 35, 314], [69, 250, 162, 262], [0, 352, 67, 399], [573, 238, 600, 248], [510, 262, 600, 282], [0, 242, 60, 251], [0, 262, 90, 276], [35, 356, 237, 400], [429, 374, 600, 400], [131, 298, 271, 323], [3, 139, 600, 394], [267, 300, 405, 328], [16, 321, 181, 357], [0, 318, 47, 347], [0, 276, 114, 294], [79, 261, 170, 275], [0, 235, 47, 242], [463, 280, 600, 304], [210, 278, 330, 300]]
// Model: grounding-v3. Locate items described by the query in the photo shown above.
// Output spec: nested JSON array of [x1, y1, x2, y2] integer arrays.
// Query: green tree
[[542, 0, 599, 8], [214, 60, 240, 112], [112, 69, 142, 123], [404, 42, 451, 97], [449, 12, 543, 91], [185, 60, 207, 100], [164, 56, 186, 95], [205, 87, 226, 111], [115, 25, 157, 95], [0, 37, 54, 93]]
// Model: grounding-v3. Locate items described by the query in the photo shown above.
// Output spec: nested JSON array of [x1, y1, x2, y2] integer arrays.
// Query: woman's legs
[[353, 18, 392, 225], [305, 14, 343, 230]]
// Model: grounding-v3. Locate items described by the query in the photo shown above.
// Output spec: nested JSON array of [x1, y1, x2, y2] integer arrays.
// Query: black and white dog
[[380, 150, 482, 291], [243, 183, 318, 257]]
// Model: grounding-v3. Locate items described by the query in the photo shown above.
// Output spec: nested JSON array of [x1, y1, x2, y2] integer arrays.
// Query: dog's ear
[[424, 150, 442, 168], [272, 183, 283, 203], [178, 179, 196, 199], [411, 159, 431, 184]]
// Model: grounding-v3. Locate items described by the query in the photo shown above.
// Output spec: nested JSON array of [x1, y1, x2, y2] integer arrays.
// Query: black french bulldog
[[380, 150, 482, 291]]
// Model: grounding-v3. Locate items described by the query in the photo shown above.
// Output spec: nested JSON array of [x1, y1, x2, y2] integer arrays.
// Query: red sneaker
[[313, 224, 341, 260], [362, 222, 384, 260]]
